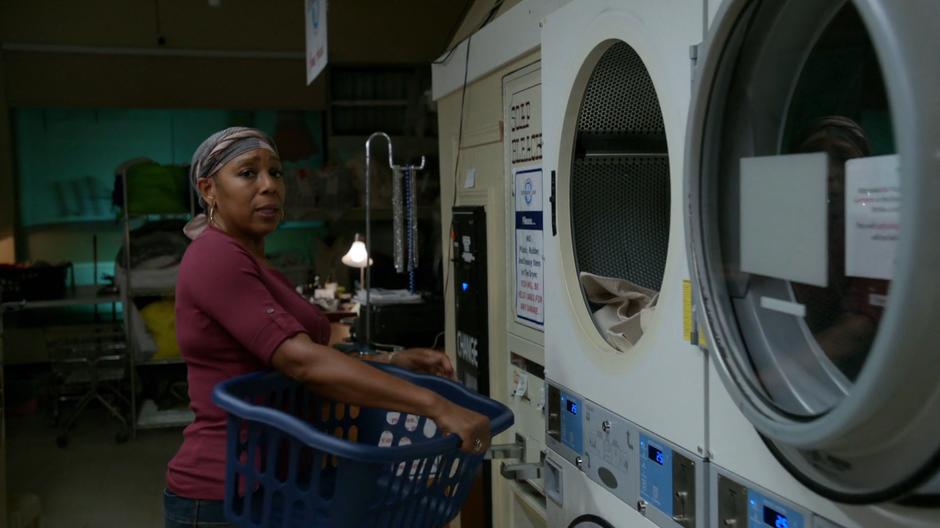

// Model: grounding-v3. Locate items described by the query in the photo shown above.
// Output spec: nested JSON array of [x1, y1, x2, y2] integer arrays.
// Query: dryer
[[541, 1, 707, 526], [685, 0, 940, 526]]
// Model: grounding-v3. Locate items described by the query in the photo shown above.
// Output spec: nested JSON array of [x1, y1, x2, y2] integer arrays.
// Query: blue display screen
[[648, 445, 665, 465], [763, 506, 789, 528], [566, 399, 578, 415]]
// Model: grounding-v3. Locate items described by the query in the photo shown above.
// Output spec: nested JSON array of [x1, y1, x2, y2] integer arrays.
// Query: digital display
[[566, 399, 578, 415], [763, 506, 789, 528], [648, 444, 665, 465]]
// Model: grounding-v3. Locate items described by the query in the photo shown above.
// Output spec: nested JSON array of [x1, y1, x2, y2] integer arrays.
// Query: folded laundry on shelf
[[352, 288, 423, 305]]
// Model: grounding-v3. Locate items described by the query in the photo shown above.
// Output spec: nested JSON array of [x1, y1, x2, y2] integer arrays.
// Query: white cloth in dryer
[[579, 272, 658, 351]]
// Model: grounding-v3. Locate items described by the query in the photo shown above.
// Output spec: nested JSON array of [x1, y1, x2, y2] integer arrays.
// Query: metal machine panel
[[748, 489, 806, 528], [813, 516, 847, 528], [547, 382, 706, 528], [508, 335, 547, 492], [546, 452, 658, 528], [560, 393, 583, 454], [544, 456, 564, 507], [636, 432, 704, 528], [546, 381, 584, 468], [711, 464, 813, 528], [640, 434, 675, 516], [583, 400, 639, 508]]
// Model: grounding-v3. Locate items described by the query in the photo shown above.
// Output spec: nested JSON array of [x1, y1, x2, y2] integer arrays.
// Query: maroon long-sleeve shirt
[[166, 225, 330, 500]]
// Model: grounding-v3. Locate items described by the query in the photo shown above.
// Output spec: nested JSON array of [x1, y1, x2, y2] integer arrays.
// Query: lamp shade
[[341, 240, 372, 268]]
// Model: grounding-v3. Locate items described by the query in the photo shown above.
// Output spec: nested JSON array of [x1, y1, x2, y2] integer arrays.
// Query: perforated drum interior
[[570, 41, 670, 292]]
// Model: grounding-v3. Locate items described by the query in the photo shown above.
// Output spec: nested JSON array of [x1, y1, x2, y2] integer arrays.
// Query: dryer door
[[686, 0, 940, 503], [569, 515, 614, 528]]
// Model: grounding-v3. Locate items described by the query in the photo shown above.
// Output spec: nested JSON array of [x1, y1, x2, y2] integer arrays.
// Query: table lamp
[[341, 234, 372, 290]]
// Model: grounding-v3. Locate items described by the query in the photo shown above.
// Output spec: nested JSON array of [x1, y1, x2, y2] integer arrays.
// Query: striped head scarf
[[183, 127, 279, 239]]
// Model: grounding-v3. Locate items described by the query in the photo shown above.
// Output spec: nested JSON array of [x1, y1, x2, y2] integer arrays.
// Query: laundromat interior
[[0, 1, 938, 527]]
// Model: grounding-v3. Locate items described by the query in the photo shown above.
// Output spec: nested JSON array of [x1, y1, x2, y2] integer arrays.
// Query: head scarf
[[796, 115, 871, 160], [183, 127, 279, 239]]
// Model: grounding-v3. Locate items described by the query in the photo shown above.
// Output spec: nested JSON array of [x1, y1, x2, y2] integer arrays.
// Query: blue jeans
[[163, 489, 233, 528]]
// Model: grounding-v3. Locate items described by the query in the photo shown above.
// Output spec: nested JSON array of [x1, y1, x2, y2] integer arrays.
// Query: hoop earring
[[208, 203, 216, 225]]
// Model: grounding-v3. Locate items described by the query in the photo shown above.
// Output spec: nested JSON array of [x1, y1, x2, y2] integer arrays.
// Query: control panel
[[748, 489, 804, 528], [638, 435, 698, 528], [582, 400, 639, 506], [546, 383, 584, 467], [711, 467, 845, 528], [545, 380, 706, 527], [640, 435, 676, 515]]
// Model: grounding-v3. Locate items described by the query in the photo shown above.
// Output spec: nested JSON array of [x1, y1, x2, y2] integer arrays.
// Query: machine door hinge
[[690, 44, 701, 86], [550, 169, 557, 236]]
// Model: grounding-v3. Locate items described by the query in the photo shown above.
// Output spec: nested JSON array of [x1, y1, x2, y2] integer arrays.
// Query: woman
[[164, 128, 490, 528], [792, 116, 887, 379]]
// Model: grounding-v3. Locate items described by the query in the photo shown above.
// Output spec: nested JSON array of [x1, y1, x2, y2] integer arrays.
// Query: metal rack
[[119, 160, 195, 437], [1, 286, 125, 446], [362, 132, 426, 347]]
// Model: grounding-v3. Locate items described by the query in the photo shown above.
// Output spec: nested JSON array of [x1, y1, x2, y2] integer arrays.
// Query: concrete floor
[[7, 408, 183, 528]]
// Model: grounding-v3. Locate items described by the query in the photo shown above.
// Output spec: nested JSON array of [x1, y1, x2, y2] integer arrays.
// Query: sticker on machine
[[845, 154, 900, 280], [514, 167, 544, 329]]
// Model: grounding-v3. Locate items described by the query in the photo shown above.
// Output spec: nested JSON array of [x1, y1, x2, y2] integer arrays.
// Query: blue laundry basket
[[212, 362, 513, 528]]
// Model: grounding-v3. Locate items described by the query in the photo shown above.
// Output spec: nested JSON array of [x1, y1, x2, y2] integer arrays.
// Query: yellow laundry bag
[[139, 299, 181, 361]]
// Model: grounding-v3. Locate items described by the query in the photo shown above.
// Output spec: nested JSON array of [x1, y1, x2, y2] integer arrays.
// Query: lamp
[[341, 234, 372, 289]]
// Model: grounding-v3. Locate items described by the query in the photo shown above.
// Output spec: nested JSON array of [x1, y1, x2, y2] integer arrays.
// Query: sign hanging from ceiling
[[305, 0, 328, 85]]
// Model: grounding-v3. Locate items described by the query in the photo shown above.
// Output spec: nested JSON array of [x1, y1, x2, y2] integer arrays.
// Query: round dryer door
[[569, 515, 614, 528], [563, 41, 671, 350], [686, 0, 940, 503]]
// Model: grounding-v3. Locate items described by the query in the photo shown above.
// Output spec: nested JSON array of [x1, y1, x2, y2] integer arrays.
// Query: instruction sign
[[509, 80, 544, 329], [845, 155, 900, 280], [515, 168, 544, 327]]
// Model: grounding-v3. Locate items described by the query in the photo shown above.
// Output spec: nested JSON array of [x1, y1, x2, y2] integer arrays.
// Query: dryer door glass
[[709, 1, 894, 417], [690, 0, 940, 500]]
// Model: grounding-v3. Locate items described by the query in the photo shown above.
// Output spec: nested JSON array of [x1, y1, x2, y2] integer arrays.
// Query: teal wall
[[13, 108, 325, 285], [14, 108, 324, 226]]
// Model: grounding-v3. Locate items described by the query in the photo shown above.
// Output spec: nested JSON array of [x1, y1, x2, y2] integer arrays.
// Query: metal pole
[[121, 165, 136, 438], [363, 132, 427, 350], [364, 132, 390, 349]]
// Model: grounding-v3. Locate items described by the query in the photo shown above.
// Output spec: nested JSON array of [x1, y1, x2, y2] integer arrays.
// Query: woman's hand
[[274, 336, 486, 454], [430, 397, 491, 455], [389, 348, 455, 378]]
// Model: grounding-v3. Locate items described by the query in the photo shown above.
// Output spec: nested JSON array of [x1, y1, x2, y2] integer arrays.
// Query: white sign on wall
[[510, 81, 544, 329], [304, 0, 328, 85], [515, 168, 544, 327], [845, 154, 900, 280]]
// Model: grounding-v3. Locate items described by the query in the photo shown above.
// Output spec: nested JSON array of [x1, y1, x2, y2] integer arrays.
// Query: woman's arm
[[271, 333, 490, 454], [365, 348, 455, 378]]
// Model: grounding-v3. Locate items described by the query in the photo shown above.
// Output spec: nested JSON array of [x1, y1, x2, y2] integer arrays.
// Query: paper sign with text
[[845, 154, 900, 280]]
